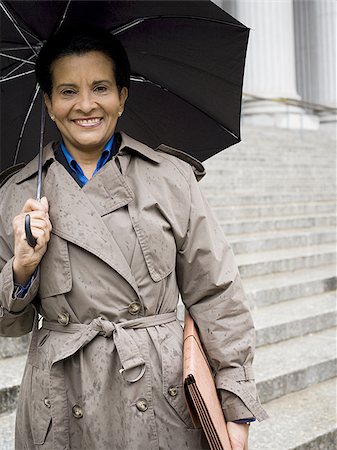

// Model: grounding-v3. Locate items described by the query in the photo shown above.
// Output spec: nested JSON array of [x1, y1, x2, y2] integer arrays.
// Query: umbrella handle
[[25, 214, 37, 248]]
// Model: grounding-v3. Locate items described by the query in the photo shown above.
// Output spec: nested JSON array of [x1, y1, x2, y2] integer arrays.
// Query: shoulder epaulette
[[0, 163, 26, 189], [155, 144, 206, 181]]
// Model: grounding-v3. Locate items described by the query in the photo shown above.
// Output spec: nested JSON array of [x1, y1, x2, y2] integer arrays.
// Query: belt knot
[[92, 317, 116, 338]]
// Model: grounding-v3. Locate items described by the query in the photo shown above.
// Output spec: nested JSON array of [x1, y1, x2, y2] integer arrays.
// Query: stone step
[[223, 144, 335, 155], [0, 335, 30, 359], [204, 193, 335, 206], [250, 377, 337, 450], [0, 355, 26, 415], [205, 161, 336, 171], [0, 410, 15, 450], [236, 243, 336, 278], [228, 226, 336, 254], [255, 327, 337, 403], [244, 264, 336, 308], [220, 213, 336, 234], [204, 175, 336, 186], [205, 165, 336, 175], [204, 187, 335, 196], [205, 153, 335, 164], [203, 179, 334, 188], [206, 154, 336, 163], [253, 291, 337, 347], [206, 143, 335, 155], [212, 202, 336, 221]]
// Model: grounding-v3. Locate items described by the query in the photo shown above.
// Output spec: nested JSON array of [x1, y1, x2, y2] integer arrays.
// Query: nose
[[76, 90, 97, 113]]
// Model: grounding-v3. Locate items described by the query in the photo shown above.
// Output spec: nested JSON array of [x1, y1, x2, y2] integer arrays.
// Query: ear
[[44, 93, 52, 115], [119, 87, 128, 112]]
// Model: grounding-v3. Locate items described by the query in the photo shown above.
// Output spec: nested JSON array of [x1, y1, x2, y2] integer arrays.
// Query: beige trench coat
[[0, 132, 267, 450]]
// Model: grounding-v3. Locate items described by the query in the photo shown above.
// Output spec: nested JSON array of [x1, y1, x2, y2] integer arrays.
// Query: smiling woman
[[0, 24, 267, 450]]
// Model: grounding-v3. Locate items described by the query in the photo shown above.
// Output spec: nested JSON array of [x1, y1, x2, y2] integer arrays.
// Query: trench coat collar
[[118, 131, 163, 164], [14, 132, 163, 184]]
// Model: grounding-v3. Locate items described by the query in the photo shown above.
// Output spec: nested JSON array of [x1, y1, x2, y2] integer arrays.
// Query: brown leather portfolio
[[183, 310, 232, 450]]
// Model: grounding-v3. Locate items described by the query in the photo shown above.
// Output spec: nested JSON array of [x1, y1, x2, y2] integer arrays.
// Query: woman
[[0, 26, 267, 450]]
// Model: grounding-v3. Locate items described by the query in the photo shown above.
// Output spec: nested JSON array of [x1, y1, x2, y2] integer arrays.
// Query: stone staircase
[[201, 126, 337, 450], [0, 125, 336, 449]]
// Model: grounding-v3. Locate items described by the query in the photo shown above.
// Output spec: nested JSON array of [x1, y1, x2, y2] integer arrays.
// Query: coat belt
[[42, 311, 177, 383]]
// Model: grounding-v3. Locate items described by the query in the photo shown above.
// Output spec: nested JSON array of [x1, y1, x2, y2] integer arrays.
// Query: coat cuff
[[0, 257, 40, 313], [0, 304, 35, 337], [216, 366, 269, 422]]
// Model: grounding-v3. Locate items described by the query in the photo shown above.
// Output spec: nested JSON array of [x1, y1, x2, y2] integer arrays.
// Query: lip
[[72, 117, 103, 128]]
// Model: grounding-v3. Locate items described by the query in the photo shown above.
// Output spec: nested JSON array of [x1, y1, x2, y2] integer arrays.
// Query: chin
[[75, 136, 106, 148]]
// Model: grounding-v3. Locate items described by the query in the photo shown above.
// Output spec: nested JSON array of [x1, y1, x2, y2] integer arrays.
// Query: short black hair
[[35, 24, 131, 97]]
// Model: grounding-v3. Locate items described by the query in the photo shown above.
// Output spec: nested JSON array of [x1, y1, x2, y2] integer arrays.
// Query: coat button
[[136, 399, 148, 412], [57, 312, 70, 326], [72, 404, 83, 419], [168, 386, 178, 397], [128, 302, 141, 315], [44, 397, 51, 408]]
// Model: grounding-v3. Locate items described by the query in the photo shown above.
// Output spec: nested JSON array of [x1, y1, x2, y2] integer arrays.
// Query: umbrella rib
[[0, 52, 35, 65], [0, 1, 38, 56], [112, 18, 145, 35], [111, 15, 248, 35], [1, 45, 40, 52], [13, 83, 40, 166], [54, 0, 72, 33], [130, 75, 239, 140], [0, 54, 36, 81], [0, 69, 35, 83]]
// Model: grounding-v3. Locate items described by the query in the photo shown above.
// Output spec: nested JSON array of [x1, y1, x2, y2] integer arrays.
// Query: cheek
[[51, 99, 71, 119]]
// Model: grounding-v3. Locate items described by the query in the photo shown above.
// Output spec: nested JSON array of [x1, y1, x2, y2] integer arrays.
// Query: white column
[[234, 0, 319, 129], [294, 0, 337, 126], [211, 0, 236, 15]]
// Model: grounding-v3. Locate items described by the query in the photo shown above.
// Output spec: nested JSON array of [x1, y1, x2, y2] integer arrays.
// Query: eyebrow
[[92, 79, 113, 85], [56, 80, 113, 89]]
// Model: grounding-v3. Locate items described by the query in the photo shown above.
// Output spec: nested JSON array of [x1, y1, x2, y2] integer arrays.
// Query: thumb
[[40, 196, 49, 213]]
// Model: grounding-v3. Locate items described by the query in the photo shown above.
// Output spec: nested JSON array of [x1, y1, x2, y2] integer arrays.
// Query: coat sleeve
[[0, 189, 39, 337], [176, 165, 268, 422]]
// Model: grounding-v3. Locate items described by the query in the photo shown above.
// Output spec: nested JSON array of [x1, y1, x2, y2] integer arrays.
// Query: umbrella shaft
[[36, 95, 45, 201]]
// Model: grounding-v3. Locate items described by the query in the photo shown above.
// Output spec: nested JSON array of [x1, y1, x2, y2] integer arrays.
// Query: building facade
[[214, 0, 337, 129]]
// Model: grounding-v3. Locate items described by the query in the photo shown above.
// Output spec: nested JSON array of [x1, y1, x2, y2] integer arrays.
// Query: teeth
[[75, 118, 101, 126]]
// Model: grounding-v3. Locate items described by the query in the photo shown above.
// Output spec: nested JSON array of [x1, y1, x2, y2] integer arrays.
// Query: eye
[[94, 85, 108, 93], [61, 89, 76, 96]]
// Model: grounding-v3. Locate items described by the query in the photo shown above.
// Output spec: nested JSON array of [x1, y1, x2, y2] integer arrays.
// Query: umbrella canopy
[[0, 0, 249, 172]]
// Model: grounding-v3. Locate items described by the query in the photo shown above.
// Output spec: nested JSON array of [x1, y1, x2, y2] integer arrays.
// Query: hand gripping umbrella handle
[[25, 214, 37, 248]]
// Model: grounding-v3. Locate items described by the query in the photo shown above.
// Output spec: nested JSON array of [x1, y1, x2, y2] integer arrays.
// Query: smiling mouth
[[73, 117, 103, 128]]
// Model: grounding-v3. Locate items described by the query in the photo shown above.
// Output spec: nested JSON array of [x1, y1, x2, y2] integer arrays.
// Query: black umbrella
[[1, 0, 249, 168], [0, 0, 249, 245]]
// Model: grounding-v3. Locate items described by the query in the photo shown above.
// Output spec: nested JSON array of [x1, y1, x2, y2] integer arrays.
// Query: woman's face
[[45, 51, 128, 155]]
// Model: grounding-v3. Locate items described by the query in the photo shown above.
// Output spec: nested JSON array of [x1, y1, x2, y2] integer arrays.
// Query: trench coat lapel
[[43, 160, 140, 296]]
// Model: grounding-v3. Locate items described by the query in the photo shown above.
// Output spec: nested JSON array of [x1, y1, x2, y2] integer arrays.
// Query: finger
[[21, 210, 49, 222], [33, 224, 51, 243], [21, 198, 44, 213], [29, 217, 52, 233], [30, 229, 50, 249], [40, 196, 49, 213], [29, 219, 50, 230]]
